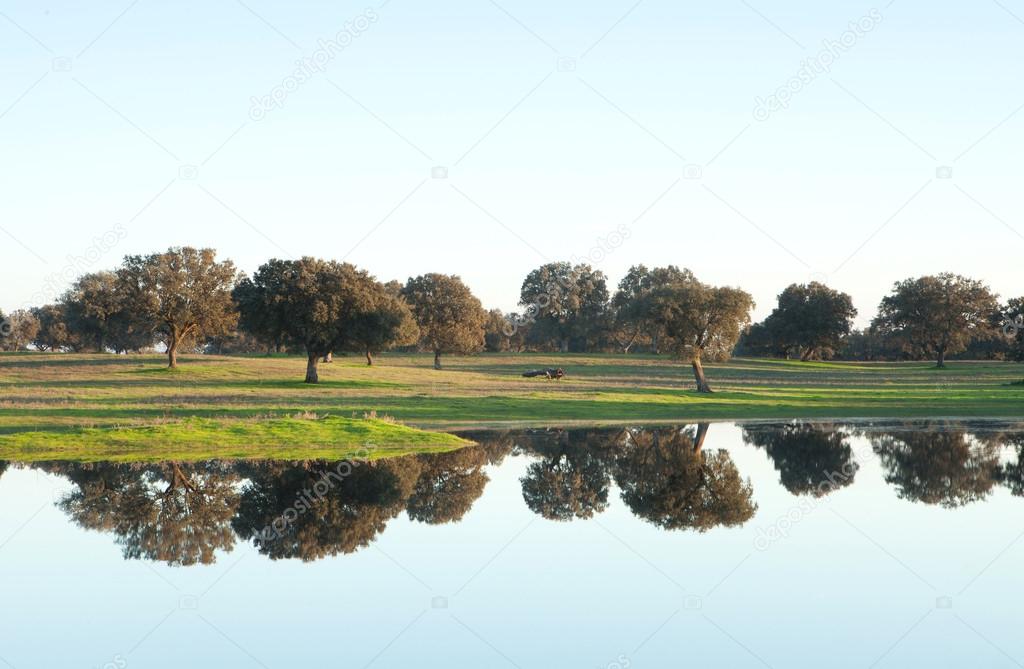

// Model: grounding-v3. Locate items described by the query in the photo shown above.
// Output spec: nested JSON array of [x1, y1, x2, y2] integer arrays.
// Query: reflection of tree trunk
[[166, 463, 197, 494], [366, 350, 374, 366], [305, 353, 320, 383], [433, 350, 442, 370], [691, 356, 713, 393], [694, 423, 710, 453]]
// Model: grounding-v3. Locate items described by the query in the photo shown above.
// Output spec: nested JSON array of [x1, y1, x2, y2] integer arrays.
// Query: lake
[[1, 420, 1022, 668]]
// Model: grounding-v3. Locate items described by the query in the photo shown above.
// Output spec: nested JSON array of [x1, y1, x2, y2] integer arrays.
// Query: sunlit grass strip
[[1, 353, 1022, 445], [0, 415, 472, 463]]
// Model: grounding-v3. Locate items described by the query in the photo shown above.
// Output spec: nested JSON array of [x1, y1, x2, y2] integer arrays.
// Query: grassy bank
[[0, 414, 471, 463], [1, 352, 1022, 459]]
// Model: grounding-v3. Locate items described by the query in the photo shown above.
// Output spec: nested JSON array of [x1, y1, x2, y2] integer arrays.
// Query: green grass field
[[1, 351, 1022, 460]]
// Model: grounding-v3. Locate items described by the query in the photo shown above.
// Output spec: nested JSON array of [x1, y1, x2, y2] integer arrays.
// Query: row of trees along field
[[1, 249, 1022, 388]]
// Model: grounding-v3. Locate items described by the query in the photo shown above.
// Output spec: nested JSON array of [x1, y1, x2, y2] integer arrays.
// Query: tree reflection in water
[[868, 428, 1003, 506], [613, 424, 757, 532], [869, 425, 1001, 508], [16, 421, 1024, 565], [518, 428, 618, 521], [42, 461, 240, 566], [742, 423, 859, 497]]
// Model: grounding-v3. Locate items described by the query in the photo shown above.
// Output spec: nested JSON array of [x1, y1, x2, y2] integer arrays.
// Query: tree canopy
[[755, 282, 857, 360], [743, 423, 858, 496], [519, 262, 610, 352], [347, 283, 419, 366], [117, 247, 238, 367], [613, 425, 756, 532], [52, 462, 240, 566], [610, 265, 694, 353], [0, 309, 39, 352], [872, 274, 999, 367], [519, 429, 615, 521], [871, 427, 1000, 507], [646, 272, 754, 392], [235, 258, 382, 382], [402, 273, 487, 369]]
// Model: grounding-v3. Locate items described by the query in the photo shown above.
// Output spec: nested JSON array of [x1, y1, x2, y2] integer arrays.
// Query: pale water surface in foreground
[[0, 420, 1021, 668]]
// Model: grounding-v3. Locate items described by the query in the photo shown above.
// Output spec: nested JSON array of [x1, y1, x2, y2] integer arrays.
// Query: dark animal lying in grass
[[522, 368, 565, 380]]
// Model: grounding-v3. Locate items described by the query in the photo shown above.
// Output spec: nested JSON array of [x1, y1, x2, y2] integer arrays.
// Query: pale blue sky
[[2, 0, 1022, 325]]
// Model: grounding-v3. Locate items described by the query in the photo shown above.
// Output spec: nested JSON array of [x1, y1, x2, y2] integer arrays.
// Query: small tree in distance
[[872, 273, 998, 368], [31, 304, 75, 351], [402, 274, 487, 369], [348, 282, 419, 366], [0, 310, 40, 351], [519, 262, 609, 352], [1001, 297, 1024, 363], [759, 282, 857, 360]]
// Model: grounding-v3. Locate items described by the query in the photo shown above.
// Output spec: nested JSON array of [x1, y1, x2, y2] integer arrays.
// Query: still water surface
[[1, 420, 1022, 668]]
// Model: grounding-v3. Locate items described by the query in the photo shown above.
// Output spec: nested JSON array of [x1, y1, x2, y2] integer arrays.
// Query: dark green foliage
[[872, 273, 999, 367], [613, 425, 756, 531], [117, 248, 238, 367], [519, 262, 610, 352], [753, 282, 857, 360], [871, 428, 1000, 507], [402, 273, 487, 369], [743, 423, 858, 496]]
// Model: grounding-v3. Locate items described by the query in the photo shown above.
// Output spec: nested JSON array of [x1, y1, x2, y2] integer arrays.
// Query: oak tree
[[31, 304, 75, 351], [519, 262, 609, 352], [872, 274, 998, 367], [0, 309, 40, 351], [646, 273, 754, 392], [402, 273, 487, 369], [116, 248, 238, 367], [347, 282, 419, 366], [758, 282, 857, 360], [235, 258, 378, 382]]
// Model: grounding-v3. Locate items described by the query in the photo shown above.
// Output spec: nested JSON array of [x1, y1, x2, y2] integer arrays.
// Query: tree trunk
[[433, 350, 442, 370], [305, 353, 320, 383], [167, 332, 179, 368], [652, 333, 660, 355], [560, 337, 569, 353], [936, 348, 947, 368], [323, 352, 333, 363], [800, 347, 814, 362], [366, 350, 374, 366], [623, 330, 640, 354], [691, 356, 713, 393]]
